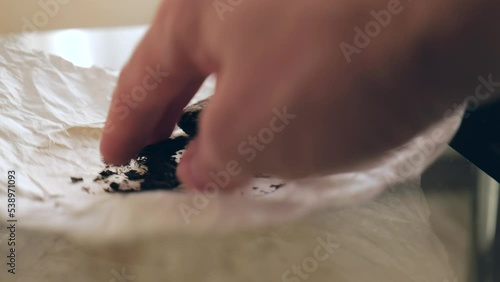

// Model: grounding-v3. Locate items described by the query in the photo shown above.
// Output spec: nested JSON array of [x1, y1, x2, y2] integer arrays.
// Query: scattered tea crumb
[[71, 177, 84, 183], [110, 182, 120, 191], [99, 170, 115, 178], [81, 186, 91, 193]]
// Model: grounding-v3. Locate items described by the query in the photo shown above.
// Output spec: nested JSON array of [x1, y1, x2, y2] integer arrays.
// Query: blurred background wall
[[0, 0, 161, 35]]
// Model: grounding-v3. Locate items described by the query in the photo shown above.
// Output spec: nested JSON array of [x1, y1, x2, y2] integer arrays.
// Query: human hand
[[100, 0, 499, 190]]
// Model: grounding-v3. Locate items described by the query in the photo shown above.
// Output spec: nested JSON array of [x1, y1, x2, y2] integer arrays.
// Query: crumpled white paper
[[0, 44, 459, 282]]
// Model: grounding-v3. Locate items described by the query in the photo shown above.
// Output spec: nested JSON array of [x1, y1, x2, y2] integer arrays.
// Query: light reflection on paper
[[16, 25, 148, 70]]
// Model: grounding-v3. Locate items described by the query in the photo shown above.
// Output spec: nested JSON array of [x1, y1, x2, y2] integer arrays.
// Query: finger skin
[[176, 0, 500, 190], [100, 0, 206, 165], [104, 0, 500, 192]]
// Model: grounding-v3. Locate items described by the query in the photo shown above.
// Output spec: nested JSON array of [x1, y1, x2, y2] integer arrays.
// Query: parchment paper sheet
[[0, 44, 459, 282]]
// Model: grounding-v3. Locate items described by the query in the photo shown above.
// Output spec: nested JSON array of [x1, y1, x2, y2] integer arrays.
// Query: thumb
[[176, 135, 253, 192], [176, 72, 265, 191]]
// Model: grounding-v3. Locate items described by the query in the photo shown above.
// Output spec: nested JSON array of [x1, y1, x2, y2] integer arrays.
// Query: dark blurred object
[[178, 98, 209, 137], [450, 99, 500, 282], [450, 100, 500, 183]]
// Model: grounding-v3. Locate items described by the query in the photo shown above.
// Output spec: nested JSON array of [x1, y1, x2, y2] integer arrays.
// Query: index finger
[[100, 2, 206, 165]]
